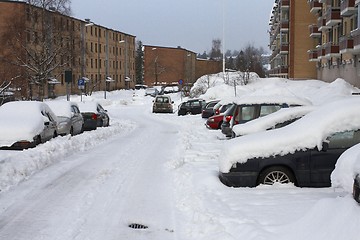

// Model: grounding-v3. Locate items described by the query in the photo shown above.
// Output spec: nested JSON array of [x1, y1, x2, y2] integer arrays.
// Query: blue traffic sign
[[178, 79, 183, 85], [78, 78, 85, 86]]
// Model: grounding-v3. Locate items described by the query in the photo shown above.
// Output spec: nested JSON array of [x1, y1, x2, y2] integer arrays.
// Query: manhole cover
[[128, 223, 148, 230]]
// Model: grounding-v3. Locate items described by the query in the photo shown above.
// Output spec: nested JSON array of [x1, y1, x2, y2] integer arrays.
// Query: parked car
[[178, 99, 206, 116], [0, 101, 58, 150], [219, 97, 360, 188], [231, 106, 315, 138], [152, 95, 174, 113], [46, 101, 84, 136], [201, 100, 220, 118], [145, 87, 159, 97], [205, 103, 234, 130], [78, 102, 110, 131], [213, 102, 232, 116], [221, 96, 311, 137]]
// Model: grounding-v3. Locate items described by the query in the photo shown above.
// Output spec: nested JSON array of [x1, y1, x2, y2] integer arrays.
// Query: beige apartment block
[[309, 0, 360, 88], [269, 0, 317, 80], [0, 0, 135, 100]]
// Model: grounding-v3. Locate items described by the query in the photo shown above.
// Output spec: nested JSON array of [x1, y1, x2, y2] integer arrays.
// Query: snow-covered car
[[231, 106, 315, 137], [330, 143, 360, 203], [46, 101, 84, 136], [145, 87, 159, 97], [0, 101, 58, 150], [78, 102, 110, 131], [220, 95, 312, 137], [219, 97, 360, 188]]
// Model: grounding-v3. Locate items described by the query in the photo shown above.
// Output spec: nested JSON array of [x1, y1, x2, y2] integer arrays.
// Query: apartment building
[[143, 45, 197, 87], [268, 0, 318, 79], [308, 0, 360, 87], [143, 45, 222, 88], [0, 0, 135, 100]]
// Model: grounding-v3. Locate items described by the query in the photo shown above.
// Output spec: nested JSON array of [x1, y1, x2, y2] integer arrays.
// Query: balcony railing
[[280, 0, 290, 9], [309, 24, 321, 37], [339, 36, 354, 53], [351, 28, 360, 53], [280, 43, 289, 54], [317, 46, 325, 59], [309, 0, 322, 14], [318, 17, 330, 31], [281, 20, 289, 31], [324, 42, 340, 58], [341, 0, 356, 16], [325, 7, 341, 27], [308, 49, 319, 62]]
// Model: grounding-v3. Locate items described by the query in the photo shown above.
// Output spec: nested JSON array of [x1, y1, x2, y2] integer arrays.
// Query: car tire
[[257, 166, 296, 186], [217, 121, 223, 129], [70, 127, 74, 136]]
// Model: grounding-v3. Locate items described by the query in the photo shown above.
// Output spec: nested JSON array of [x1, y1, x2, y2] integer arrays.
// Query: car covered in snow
[[219, 97, 360, 188], [0, 101, 58, 150], [220, 95, 312, 137], [231, 106, 315, 138], [46, 100, 84, 136], [201, 100, 220, 118], [78, 102, 110, 131]]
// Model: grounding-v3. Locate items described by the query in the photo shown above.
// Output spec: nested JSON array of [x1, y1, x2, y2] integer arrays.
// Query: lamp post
[[82, 19, 94, 95], [151, 47, 158, 85], [119, 38, 130, 89]]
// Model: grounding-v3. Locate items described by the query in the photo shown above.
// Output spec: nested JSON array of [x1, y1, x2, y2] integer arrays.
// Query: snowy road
[[0, 102, 180, 240]]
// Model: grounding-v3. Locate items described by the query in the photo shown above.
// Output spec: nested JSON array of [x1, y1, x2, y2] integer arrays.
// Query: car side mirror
[[321, 142, 329, 152]]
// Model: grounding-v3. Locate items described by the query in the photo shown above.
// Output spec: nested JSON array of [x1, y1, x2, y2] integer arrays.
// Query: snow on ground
[[0, 74, 360, 239]]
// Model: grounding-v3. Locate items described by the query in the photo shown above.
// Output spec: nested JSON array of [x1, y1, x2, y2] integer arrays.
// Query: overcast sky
[[71, 0, 274, 54]]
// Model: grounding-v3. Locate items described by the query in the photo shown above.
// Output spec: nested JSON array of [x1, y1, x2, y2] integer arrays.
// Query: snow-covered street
[[0, 76, 360, 240]]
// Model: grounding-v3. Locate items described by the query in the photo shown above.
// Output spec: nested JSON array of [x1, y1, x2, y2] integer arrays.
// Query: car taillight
[[91, 113, 98, 120], [225, 115, 232, 122]]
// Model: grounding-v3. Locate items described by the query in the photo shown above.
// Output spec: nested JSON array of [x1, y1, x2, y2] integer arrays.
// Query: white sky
[[70, 0, 275, 54]]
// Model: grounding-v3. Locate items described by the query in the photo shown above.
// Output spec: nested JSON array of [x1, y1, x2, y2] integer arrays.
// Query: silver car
[[46, 101, 84, 136]]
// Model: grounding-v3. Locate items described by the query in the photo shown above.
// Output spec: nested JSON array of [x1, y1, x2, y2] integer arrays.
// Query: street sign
[[78, 78, 85, 89], [178, 79, 183, 85]]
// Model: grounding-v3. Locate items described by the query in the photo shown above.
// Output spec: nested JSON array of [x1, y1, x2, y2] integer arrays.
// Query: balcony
[[325, 8, 341, 27], [280, 43, 289, 54], [280, 0, 290, 9], [351, 28, 360, 53], [339, 36, 354, 53], [280, 20, 289, 32], [341, 0, 356, 16], [309, 0, 322, 14], [318, 17, 331, 31], [317, 46, 325, 59], [309, 24, 321, 37], [308, 49, 319, 62], [324, 42, 340, 58]]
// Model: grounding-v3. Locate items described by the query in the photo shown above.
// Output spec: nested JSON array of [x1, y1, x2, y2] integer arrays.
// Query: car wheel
[[34, 135, 42, 145], [53, 131, 58, 138], [217, 121, 223, 129], [258, 166, 296, 186], [70, 127, 74, 136]]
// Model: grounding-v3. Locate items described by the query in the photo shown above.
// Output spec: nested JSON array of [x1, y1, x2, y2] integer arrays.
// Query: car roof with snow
[[0, 101, 56, 146], [45, 100, 79, 118], [232, 105, 316, 137], [77, 101, 100, 113], [219, 97, 360, 173]]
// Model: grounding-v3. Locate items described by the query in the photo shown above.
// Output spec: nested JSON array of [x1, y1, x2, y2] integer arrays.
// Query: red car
[[205, 113, 225, 129]]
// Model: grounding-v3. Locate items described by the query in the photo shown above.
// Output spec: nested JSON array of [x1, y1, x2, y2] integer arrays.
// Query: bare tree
[[0, 0, 78, 100]]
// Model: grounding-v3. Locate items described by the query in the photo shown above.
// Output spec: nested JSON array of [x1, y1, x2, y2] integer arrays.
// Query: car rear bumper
[[219, 171, 258, 187], [83, 120, 97, 130]]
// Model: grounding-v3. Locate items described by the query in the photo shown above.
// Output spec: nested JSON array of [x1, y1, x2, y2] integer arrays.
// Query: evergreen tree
[[135, 40, 144, 84]]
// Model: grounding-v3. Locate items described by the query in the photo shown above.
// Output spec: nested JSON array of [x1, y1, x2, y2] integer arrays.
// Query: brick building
[[0, 0, 135, 100], [268, 0, 318, 79], [143, 45, 222, 87]]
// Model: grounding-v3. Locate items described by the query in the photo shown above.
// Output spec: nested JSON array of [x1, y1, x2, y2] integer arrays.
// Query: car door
[[310, 130, 360, 187], [42, 111, 57, 141], [97, 104, 109, 126], [71, 105, 83, 132], [190, 101, 202, 114]]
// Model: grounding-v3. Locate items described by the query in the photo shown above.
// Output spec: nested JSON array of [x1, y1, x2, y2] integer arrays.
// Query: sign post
[[178, 79, 183, 101], [78, 78, 85, 102]]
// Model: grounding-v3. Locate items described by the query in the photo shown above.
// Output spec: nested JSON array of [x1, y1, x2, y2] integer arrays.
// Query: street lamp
[[152, 47, 158, 85], [81, 19, 94, 95], [119, 38, 130, 89]]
